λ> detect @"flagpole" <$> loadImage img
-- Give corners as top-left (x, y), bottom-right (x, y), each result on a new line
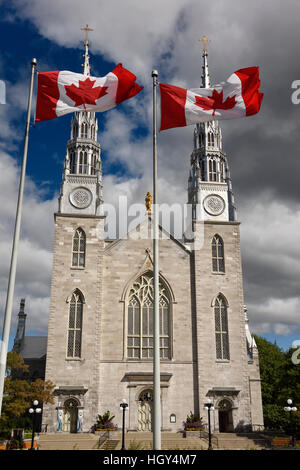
top-left (152, 69), bottom-right (161, 450)
top-left (0, 58), bottom-right (37, 417)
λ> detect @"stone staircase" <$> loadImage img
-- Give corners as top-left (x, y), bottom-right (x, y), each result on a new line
top-left (37, 431), bottom-right (269, 451)
top-left (38, 433), bottom-right (101, 450)
top-left (215, 433), bottom-right (269, 450)
top-left (109, 432), bottom-right (208, 450)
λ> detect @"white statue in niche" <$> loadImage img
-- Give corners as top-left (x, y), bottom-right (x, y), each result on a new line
top-left (57, 409), bottom-right (63, 432)
top-left (77, 410), bottom-right (84, 432)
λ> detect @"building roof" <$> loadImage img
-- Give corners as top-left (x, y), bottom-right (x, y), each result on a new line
top-left (18, 336), bottom-right (47, 359)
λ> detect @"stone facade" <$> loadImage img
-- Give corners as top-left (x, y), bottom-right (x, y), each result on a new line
top-left (43, 214), bottom-right (264, 433)
top-left (42, 41), bottom-right (264, 434)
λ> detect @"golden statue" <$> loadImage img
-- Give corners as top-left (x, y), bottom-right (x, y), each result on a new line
top-left (145, 192), bottom-right (153, 214)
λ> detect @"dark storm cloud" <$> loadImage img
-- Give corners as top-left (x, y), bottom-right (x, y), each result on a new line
top-left (3, 0), bottom-right (300, 340)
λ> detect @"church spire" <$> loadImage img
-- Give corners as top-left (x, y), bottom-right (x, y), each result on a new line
top-left (58, 25), bottom-right (103, 216)
top-left (13, 299), bottom-right (26, 353)
top-left (188, 37), bottom-right (237, 222)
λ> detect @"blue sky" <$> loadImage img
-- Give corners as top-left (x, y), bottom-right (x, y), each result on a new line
top-left (1, 0), bottom-right (300, 354)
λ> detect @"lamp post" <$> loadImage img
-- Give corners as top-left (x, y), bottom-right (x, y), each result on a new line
top-left (284, 399), bottom-right (297, 447)
top-left (120, 398), bottom-right (128, 451)
top-left (28, 400), bottom-right (42, 450)
top-left (204, 399), bottom-right (215, 450)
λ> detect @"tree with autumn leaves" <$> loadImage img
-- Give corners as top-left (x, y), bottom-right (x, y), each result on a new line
top-left (0, 351), bottom-right (55, 435)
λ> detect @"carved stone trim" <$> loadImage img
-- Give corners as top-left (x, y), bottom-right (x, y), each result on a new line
top-left (66, 175), bottom-right (97, 185)
top-left (122, 372), bottom-right (172, 383)
top-left (69, 187), bottom-right (93, 209)
top-left (203, 194), bottom-right (225, 216)
top-left (199, 183), bottom-right (227, 192)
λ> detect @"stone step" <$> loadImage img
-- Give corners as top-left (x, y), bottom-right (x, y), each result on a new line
top-left (37, 432), bottom-right (268, 451)
top-left (100, 439), bottom-right (120, 450)
top-left (213, 433), bottom-right (268, 450)
top-left (38, 435), bottom-right (99, 441)
top-left (38, 433), bottom-right (100, 450)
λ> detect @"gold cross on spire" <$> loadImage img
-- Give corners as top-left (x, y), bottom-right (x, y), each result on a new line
top-left (81, 24), bottom-right (93, 43)
top-left (199, 35), bottom-right (210, 52)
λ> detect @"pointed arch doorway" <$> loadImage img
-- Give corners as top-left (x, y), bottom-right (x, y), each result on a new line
top-left (218, 399), bottom-right (234, 432)
top-left (62, 398), bottom-right (78, 433)
top-left (138, 390), bottom-right (153, 431)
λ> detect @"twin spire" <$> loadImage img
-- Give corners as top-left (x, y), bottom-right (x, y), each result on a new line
top-left (61, 29), bottom-right (235, 220)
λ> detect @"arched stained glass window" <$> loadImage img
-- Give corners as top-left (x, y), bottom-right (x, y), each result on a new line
top-left (127, 272), bottom-right (170, 360)
top-left (212, 235), bottom-right (225, 273)
top-left (67, 289), bottom-right (84, 358)
top-left (214, 295), bottom-right (230, 360)
top-left (72, 228), bottom-right (86, 267)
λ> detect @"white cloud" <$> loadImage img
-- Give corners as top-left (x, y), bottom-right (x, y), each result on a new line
top-left (0, 150), bottom-right (56, 337)
top-left (240, 193), bottom-right (300, 336)
top-left (12, 0), bottom-right (189, 75)
top-left (248, 297), bottom-right (300, 337)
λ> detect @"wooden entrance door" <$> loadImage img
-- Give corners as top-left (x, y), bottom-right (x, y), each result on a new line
top-left (218, 399), bottom-right (233, 432)
top-left (62, 398), bottom-right (78, 433)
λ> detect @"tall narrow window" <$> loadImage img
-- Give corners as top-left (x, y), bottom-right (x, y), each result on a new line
top-left (78, 151), bottom-right (88, 174)
top-left (212, 235), bottom-right (225, 273)
top-left (214, 295), bottom-right (230, 360)
top-left (127, 272), bottom-right (170, 359)
top-left (70, 152), bottom-right (76, 174)
top-left (91, 153), bottom-right (97, 175)
top-left (67, 290), bottom-right (83, 358)
top-left (72, 228), bottom-right (86, 267)
top-left (220, 161), bottom-right (225, 182)
top-left (73, 123), bottom-right (78, 139)
top-left (81, 123), bottom-right (87, 138)
top-left (209, 159), bottom-right (217, 181)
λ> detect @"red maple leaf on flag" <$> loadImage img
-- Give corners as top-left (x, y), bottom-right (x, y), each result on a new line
top-left (65, 77), bottom-right (108, 109)
top-left (195, 89), bottom-right (236, 116)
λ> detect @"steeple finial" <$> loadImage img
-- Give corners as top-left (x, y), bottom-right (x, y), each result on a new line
top-left (199, 35), bottom-right (210, 88)
top-left (199, 35), bottom-right (210, 52)
top-left (81, 24), bottom-right (93, 75)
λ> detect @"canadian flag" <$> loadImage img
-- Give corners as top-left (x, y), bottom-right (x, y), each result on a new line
top-left (159, 67), bottom-right (263, 131)
top-left (35, 63), bottom-right (143, 123)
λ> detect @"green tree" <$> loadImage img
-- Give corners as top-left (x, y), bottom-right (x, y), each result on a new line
top-left (254, 335), bottom-right (285, 404)
top-left (255, 336), bottom-right (300, 433)
top-left (1, 351), bottom-right (55, 426)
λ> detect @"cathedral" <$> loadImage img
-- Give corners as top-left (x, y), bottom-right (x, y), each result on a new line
top-left (42, 37), bottom-right (264, 434)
